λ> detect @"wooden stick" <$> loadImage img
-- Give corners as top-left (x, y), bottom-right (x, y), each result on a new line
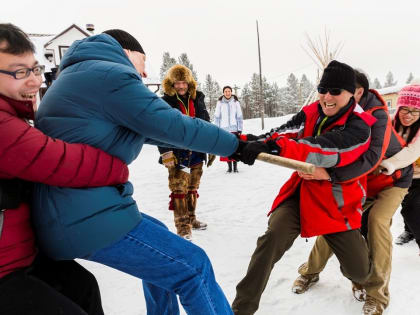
top-left (256, 152), bottom-right (315, 174)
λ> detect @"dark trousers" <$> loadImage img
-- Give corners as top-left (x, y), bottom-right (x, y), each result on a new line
top-left (232, 194), bottom-right (371, 315)
top-left (401, 178), bottom-right (420, 247)
top-left (0, 253), bottom-right (104, 315)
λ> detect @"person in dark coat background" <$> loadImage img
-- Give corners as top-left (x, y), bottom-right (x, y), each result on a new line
top-left (159, 64), bottom-right (215, 240)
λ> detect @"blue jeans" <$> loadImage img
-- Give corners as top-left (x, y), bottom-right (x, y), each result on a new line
top-left (87, 213), bottom-right (232, 315)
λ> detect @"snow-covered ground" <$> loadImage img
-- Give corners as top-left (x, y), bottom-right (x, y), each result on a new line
top-left (80, 116), bottom-right (419, 315)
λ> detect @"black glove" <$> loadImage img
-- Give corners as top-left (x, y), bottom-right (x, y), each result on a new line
top-left (265, 139), bottom-right (281, 155)
top-left (229, 140), bottom-right (248, 161)
top-left (241, 140), bottom-right (281, 166)
top-left (245, 134), bottom-right (260, 141)
top-left (240, 141), bottom-right (271, 165)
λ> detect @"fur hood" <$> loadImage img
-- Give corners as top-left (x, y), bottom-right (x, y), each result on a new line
top-left (162, 64), bottom-right (197, 99)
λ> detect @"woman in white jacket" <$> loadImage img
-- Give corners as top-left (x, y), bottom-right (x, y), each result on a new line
top-left (380, 79), bottom-right (420, 254)
top-left (214, 86), bottom-right (243, 173)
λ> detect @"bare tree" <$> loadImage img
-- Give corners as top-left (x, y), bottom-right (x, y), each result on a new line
top-left (301, 28), bottom-right (344, 106)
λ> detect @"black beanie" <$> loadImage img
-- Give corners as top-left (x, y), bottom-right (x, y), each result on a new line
top-left (103, 29), bottom-right (145, 55)
top-left (319, 60), bottom-right (355, 94)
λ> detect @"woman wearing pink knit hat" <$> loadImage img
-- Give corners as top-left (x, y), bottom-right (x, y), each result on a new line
top-left (380, 78), bottom-right (420, 254)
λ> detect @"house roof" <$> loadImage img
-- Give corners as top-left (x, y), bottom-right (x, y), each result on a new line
top-left (377, 85), bottom-right (404, 95)
top-left (44, 24), bottom-right (90, 48)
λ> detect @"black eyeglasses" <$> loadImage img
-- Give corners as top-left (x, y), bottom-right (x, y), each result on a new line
top-left (317, 86), bottom-right (343, 96)
top-left (399, 107), bottom-right (420, 117)
top-left (0, 65), bottom-right (45, 80)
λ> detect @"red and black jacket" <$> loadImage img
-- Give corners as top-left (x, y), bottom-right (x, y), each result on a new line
top-left (327, 90), bottom-right (413, 197)
top-left (245, 98), bottom-right (376, 237)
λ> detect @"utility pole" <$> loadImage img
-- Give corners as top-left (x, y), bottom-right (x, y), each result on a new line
top-left (256, 20), bottom-right (264, 130)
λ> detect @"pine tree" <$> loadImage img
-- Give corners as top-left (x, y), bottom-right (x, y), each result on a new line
top-left (300, 74), bottom-right (314, 109)
top-left (384, 71), bottom-right (397, 88)
top-left (277, 86), bottom-right (288, 116)
top-left (178, 53), bottom-right (198, 81)
top-left (282, 73), bottom-right (299, 114)
top-left (240, 84), bottom-right (251, 119)
top-left (203, 74), bottom-right (221, 119)
top-left (406, 72), bottom-right (414, 84)
top-left (372, 78), bottom-right (382, 89)
top-left (266, 82), bottom-right (280, 117)
top-left (159, 52), bottom-right (176, 82)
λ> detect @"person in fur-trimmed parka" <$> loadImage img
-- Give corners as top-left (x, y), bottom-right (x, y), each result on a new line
top-left (159, 64), bottom-right (215, 239)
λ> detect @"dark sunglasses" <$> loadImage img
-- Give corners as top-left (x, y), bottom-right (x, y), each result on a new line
top-left (0, 65), bottom-right (45, 80)
top-left (317, 86), bottom-right (343, 96)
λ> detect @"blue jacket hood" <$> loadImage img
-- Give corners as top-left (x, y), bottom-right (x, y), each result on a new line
top-left (60, 34), bottom-right (134, 71)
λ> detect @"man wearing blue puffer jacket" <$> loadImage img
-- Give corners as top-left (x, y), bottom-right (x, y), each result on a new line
top-left (33, 29), bottom-right (238, 315)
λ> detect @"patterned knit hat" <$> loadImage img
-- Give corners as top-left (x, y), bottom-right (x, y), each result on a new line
top-left (103, 29), bottom-right (145, 54)
top-left (397, 78), bottom-right (420, 109)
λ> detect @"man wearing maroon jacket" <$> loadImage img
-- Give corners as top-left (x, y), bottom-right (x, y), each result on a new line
top-left (0, 23), bottom-right (128, 315)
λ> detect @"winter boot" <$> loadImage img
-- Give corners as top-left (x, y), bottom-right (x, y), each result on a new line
top-left (395, 230), bottom-right (414, 245)
top-left (291, 273), bottom-right (320, 294)
top-left (352, 282), bottom-right (366, 302)
top-left (187, 163), bottom-right (207, 230)
top-left (363, 296), bottom-right (385, 315)
top-left (168, 168), bottom-right (192, 240)
top-left (171, 194), bottom-right (192, 240)
top-left (227, 161), bottom-right (233, 173)
top-left (187, 191), bottom-right (207, 230)
top-left (233, 161), bottom-right (238, 173)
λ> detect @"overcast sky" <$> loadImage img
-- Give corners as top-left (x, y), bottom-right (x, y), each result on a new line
top-left (3, 0), bottom-right (419, 89)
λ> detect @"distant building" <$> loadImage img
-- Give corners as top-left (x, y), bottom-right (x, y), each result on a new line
top-left (29, 24), bottom-right (91, 72)
top-left (29, 24), bottom-right (92, 99)
top-left (29, 24), bottom-right (160, 97)
top-left (376, 85), bottom-right (404, 111)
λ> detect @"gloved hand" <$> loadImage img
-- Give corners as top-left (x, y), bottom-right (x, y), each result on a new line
top-left (207, 154), bottom-right (216, 167)
top-left (240, 141), bottom-right (271, 165)
top-left (244, 134), bottom-right (259, 141)
top-left (160, 151), bottom-right (177, 168)
top-left (379, 159), bottom-right (395, 175)
top-left (228, 140), bottom-right (248, 162)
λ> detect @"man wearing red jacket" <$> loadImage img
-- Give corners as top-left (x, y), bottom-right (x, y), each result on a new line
top-left (231, 61), bottom-right (376, 315)
top-left (0, 23), bottom-right (128, 315)
top-left (292, 71), bottom-right (412, 315)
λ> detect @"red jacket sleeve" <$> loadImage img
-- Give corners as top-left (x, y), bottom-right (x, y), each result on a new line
top-left (273, 114), bottom-right (372, 168)
top-left (0, 112), bottom-right (128, 187)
